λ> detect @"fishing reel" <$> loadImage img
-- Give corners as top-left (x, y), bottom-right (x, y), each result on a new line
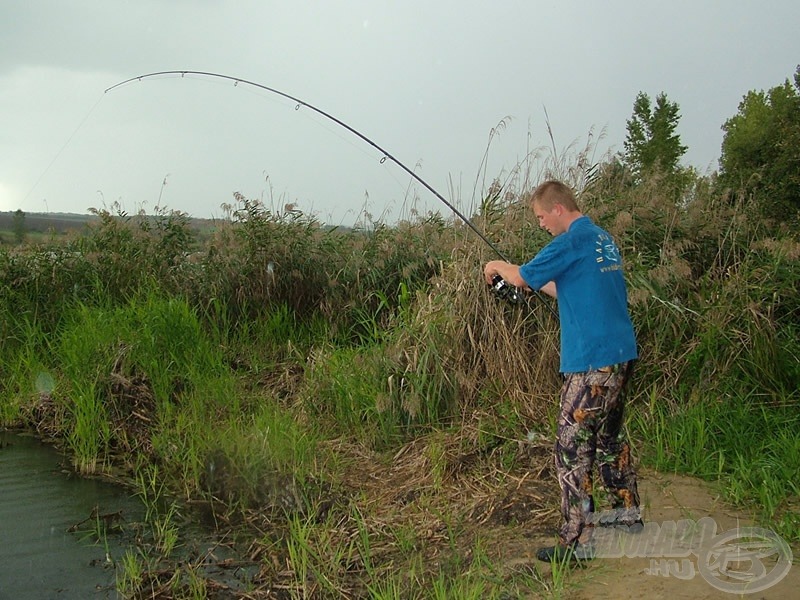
top-left (489, 274), bottom-right (523, 304)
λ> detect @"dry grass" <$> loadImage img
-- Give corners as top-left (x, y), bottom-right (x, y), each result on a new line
top-left (229, 425), bottom-right (562, 598)
top-left (3, 138), bottom-right (799, 596)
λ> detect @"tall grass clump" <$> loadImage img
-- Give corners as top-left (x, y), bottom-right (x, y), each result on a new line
top-left (634, 393), bottom-right (800, 542)
top-left (193, 398), bottom-right (322, 517)
top-left (0, 204), bottom-right (201, 428)
top-left (583, 171), bottom-right (799, 403)
top-left (55, 290), bottom-right (232, 474)
top-left (183, 194), bottom-right (448, 344)
top-left (76, 204), bottom-right (198, 301)
top-left (0, 302), bottom-right (55, 425)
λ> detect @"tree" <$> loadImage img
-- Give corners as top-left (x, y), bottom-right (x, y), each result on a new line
top-left (623, 91), bottom-right (688, 182)
top-left (12, 209), bottom-right (26, 244)
top-left (718, 66), bottom-right (800, 222)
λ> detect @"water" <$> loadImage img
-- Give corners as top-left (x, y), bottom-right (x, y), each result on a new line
top-left (0, 430), bottom-right (143, 599)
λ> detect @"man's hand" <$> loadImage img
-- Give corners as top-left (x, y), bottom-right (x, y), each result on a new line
top-left (483, 260), bottom-right (505, 285)
top-left (484, 260), bottom-right (527, 289)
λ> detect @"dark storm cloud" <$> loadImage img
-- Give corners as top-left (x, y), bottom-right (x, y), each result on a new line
top-left (1, 1), bottom-right (798, 220)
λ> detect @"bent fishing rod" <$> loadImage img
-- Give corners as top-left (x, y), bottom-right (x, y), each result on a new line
top-left (105, 70), bottom-right (557, 317)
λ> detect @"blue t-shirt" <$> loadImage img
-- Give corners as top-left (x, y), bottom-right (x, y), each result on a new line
top-left (519, 216), bottom-right (637, 373)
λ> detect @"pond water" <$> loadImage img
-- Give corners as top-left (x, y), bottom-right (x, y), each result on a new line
top-left (0, 430), bottom-right (143, 599)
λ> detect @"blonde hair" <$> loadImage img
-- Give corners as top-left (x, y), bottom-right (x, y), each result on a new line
top-left (530, 180), bottom-right (579, 212)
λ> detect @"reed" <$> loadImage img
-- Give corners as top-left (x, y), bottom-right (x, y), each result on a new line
top-left (1, 144), bottom-right (797, 597)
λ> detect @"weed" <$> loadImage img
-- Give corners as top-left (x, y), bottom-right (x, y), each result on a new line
top-left (2, 158), bottom-right (798, 597)
top-left (116, 549), bottom-right (145, 596)
top-left (632, 393), bottom-right (800, 542)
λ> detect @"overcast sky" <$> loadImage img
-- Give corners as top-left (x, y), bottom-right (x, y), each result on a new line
top-left (1, 1), bottom-right (798, 224)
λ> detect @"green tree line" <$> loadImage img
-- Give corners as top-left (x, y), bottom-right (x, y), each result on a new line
top-left (621, 64), bottom-right (800, 224)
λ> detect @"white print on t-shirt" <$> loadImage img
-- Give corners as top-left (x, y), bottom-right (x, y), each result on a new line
top-left (595, 233), bottom-right (621, 272)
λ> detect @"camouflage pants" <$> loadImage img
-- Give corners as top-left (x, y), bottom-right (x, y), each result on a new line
top-left (555, 361), bottom-right (640, 545)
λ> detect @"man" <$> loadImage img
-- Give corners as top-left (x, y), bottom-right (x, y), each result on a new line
top-left (484, 179), bottom-right (641, 563)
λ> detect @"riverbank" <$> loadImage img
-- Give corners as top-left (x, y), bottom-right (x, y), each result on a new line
top-left (2, 180), bottom-right (798, 597)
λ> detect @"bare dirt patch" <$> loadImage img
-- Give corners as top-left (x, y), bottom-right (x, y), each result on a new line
top-left (526, 470), bottom-right (799, 599)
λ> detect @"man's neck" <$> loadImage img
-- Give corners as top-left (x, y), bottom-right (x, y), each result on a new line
top-left (563, 211), bottom-right (583, 230)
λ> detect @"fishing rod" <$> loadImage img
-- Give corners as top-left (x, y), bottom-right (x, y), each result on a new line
top-left (105, 70), bottom-right (557, 316)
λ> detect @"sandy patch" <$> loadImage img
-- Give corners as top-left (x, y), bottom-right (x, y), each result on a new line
top-left (559, 470), bottom-right (797, 599)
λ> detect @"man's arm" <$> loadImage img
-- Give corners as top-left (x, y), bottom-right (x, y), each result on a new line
top-left (483, 260), bottom-right (528, 289)
top-left (484, 260), bottom-right (556, 297)
top-left (538, 281), bottom-right (557, 298)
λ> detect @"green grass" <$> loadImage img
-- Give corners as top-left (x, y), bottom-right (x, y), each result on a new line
top-left (53, 291), bottom-right (234, 473)
top-left (632, 390), bottom-right (800, 543)
top-left (0, 309), bottom-right (55, 424)
top-left (1, 173), bottom-right (798, 597)
top-left (300, 344), bottom-right (408, 448)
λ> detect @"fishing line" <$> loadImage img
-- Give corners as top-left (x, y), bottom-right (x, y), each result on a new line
top-left (105, 70), bottom-right (557, 317)
top-left (180, 72), bottom-right (417, 214)
top-left (22, 93), bottom-right (106, 204)
top-left (105, 71), bottom-right (508, 255)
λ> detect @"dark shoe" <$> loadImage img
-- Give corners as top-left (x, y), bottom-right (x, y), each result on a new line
top-left (597, 518), bottom-right (644, 534)
top-left (536, 542), bottom-right (595, 563)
